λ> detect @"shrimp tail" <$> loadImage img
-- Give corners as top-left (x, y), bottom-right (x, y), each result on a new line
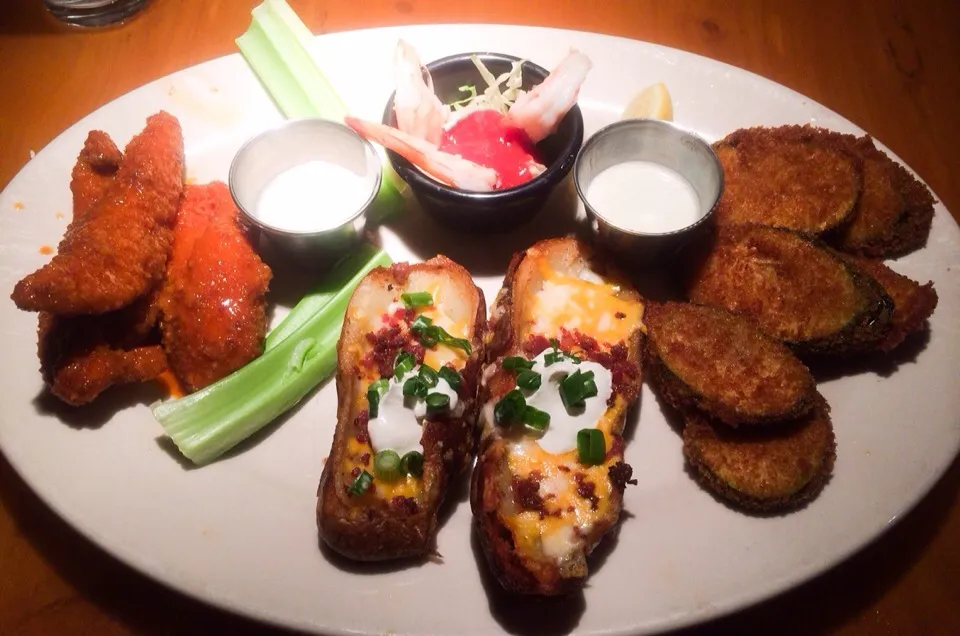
top-left (505, 49), bottom-right (592, 143)
top-left (345, 116), bottom-right (498, 192)
top-left (393, 40), bottom-right (449, 145)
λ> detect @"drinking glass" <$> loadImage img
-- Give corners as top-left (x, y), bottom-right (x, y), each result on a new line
top-left (43, 0), bottom-right (151, 27)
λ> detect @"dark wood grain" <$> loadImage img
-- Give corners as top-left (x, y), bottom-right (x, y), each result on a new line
top-left (1, 0), bottom-right (958, 634)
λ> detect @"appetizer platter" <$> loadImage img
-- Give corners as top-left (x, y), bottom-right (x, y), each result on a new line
top-left (1, 6), bottom-right (959, 635)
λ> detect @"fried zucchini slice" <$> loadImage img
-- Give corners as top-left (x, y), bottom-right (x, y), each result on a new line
top-left (683, 395), bottom-right (836, 512)
top-left (845, 256), bottom-right (938, 351)
top-left (828, 134), bottom-right (935, 257)
top-left (646, 301), bottom-right (816, 426)
top-left (317, 257), bottom-right (485, 561)
top-left (713, 125), bottom-right (862, 236)
top-left (472, 238), bottom-right (645, 595)
top-left (687, 224), bottom-right (893, 355)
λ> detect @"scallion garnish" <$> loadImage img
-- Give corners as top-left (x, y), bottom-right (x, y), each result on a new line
top-left (373, 450), bottom-right (401, 481)
top-left (545, 338), bottom-right (580, 366)
top-left (577, 429), bottom-right (606, 465)
top-left (425, 392), bottom-right (450, 412)
top-left (394, 350), bottom-right (416, 380)
top-left (502, 356), bottom-right (534, 371)
top-left (400, 451), bottom-right (424, 477)
top-left (516, 369), bottom-right (541, 391)
top-left (418, 364), bottom-right (439, 388)
top-left (410, 314), bottom-right (433, 333)
top-left (410, 315), bottom-right (472, 355)
top-left (401, 291), bottom-right (433, 308)
top-left (438, 366), bottom-right (462, 390)
top-left (402, 375), bottom-right (428, 399)
top-left (522, 405), bottom-right (550, 430)
top-left (366, 378), bottom-right (389, 418)
top-left (560, 369), bottom-right (598, 410)
top-left (347, 469), bottom-right (374, 496)
top-left (494, 389), bottom-right (526, 425)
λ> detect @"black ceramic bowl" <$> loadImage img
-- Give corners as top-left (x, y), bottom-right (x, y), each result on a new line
top-left (381, 52), bottom-right (585, 233)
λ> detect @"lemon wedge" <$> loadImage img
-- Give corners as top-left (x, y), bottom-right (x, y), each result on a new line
top-left (622, 82), bottom-right (673, 121)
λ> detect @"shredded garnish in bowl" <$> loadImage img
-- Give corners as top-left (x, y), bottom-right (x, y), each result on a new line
top-left (448, 55), bottom-right (527, 114)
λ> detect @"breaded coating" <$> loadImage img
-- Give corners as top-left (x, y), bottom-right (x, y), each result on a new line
top-left (160, 182), bottom-right (272, 393)
top-left (713, 125), bottom-right (862, 236)
top-left (69, 130), bottom-right (122, 221)
top-left (682, 395), bottom-right (836, 512)
top-left (646, 302), bottom-right (816, 426)
top-left (846, 257), bottom-right (938, 351)
top-left (827, 134), bottom-right (935, 257)
top-left (38, 310), bottom-right (167, 406)
top-left (12, 111), bottom-right (184, 315)
top-left (687, 224), bottom-right (893, 355)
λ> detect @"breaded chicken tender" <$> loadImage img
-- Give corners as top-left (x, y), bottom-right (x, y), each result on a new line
top-left (687, 224), bottom-right (893, 355)
top-left (70, 130), bottom-right (123, 220)
top-left (682, 395), bottom-right (836, 512)
top-left (713, 125), bottom-right (862, 236)
top-left (160, 182), bottom-right (272, 393)
top-left (645, 302), bottom-right (816, 426)
top-left (12, 111), bottom-right (184, 315)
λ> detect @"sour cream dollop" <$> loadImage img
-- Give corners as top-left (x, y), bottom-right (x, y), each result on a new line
top-left (366, 366), bottom-right (460, 456)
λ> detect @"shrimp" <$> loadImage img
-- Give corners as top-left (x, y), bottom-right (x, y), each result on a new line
top-left (345, 116), bottom-right (498, 192)
top-left (393, 40), bottom-right (449, 145)
top-left (504, 49), bottom-right (592, 143)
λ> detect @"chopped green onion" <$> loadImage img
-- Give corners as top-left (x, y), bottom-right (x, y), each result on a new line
top-left (438, 366), bottom-right (462, 390)
top-left (577, 429), bottom-right (606, 466)
top-left (502, 356), bottom-right (534, 371)
top-left (522, 405), bottom-right (550, 430)
top-left (403, 376), bottom-right (428, 399)
top-left (410, 314), bottom-right (433, 333)
top-left (348, 469), bottom-right (374, 496)
top-left (235, 0), bottom-right (403, 220)
top-left (516, 369), bottom-right (541, 391)
top-left (425, 392), bottom-right (450, 412)
top-left (560, 369), bottom-right (598, 410)
top-left (401, 291), bottom-right (433, 308)
top-left (418, 364), bottom-right (439, 388)
top-left (494, 389), bottom-right (526, 425)
top-left (153, 245), bottom-right (392, 466)
top-left (373, 450), bottom-right (402, 481)
top-left (393, 351), bottom-right (416, 380)
top-left (401, 451), bottom-right (424, 477)
top-left (410, 315), bottom-right (472, 355)
top-left (366, 378), bottom-right (389, 418)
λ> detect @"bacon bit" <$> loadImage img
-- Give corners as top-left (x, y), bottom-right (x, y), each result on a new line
top-left (390, 262), bottom-right (412, 283)
top-left (512, 472), bottom-right (544, 512)
top-left (391, 496), bottom-right (419, 515)
top-left (615, 311), bottom-right (626, 319)
top-left (359, 453), bottom-right (371, 466)
top-left (354, 410), bottom-right (370, 444)
top-left (522, 334), bottom-right (551, 357)
top-left (609, 461), bottom-right (637, 491)
top-left (574, 473), bottom-right (599, 510)
top-left (38, 245), bottom-right (53, 255)
top-left (557, 465), bottom-right (570, 473)
top-left (350, 467), bottom-right (361, 478)
top-left (566, 505), bottom-right (575, 513)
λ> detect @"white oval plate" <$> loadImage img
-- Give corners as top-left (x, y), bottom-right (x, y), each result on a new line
top-left (1, 24), bottom-right (958, 636)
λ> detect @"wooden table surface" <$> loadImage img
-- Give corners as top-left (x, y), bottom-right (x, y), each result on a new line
top-left (1, 0), bottom-right (958, 634)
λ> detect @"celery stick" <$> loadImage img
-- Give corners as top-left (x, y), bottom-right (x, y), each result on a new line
top-left (154, 246), bottom-right (392, 465)
top-left (236, 0), bottom-right (405, 218)
top-left (265, 243), bottom-right (389, 350)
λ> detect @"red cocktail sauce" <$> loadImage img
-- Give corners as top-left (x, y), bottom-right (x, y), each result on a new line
top-left (438, 109), bottom-right (542, 189)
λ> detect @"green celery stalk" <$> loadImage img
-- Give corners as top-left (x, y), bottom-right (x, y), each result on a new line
top-left (154, 246), bottom-right (392, 465)
top-left (236, 0), bottom-right (405, 219)
top-left (264, 242), bottom-right (385, 351)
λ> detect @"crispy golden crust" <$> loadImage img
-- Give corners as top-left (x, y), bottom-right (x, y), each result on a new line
top-left (713, 125), bottom-right (862, 236)
top-left (317, 256), bottom-right (485, 561)
top-left (844, 257), bottom-right (938, 351)
top-left (471, 237), bottom-right (644, 595)
top-left (687, 224), bottom-right (893, 355)
top-left (825, 134), bottom-right (935, 257)
top-left (682, 395), bottom-right (836, 512)
top-left (645, 302), bottom-right (816, 426)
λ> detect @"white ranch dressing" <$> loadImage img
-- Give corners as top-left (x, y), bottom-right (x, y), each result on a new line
top-left (521, 350), bottom-right (613, 454)
top-left (366, 366), bottom-right (460, 457)
top-left (586, 160), bottom-right (701, 234)
top-left (255, 160), bottom-right (370, 233)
